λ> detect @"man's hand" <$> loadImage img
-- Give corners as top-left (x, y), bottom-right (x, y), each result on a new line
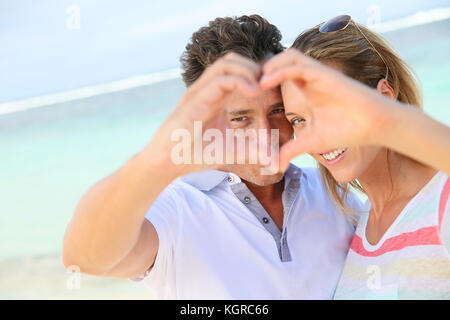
top-left (145, 52), bottom-right (262, 175)
top-left (63, 53), bottom-right (264, 278)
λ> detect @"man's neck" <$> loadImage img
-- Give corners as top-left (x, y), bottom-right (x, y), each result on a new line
top-left (243, 178), bottom-right (284, 201)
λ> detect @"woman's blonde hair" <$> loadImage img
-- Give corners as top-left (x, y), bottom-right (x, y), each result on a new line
top-left (291, 20), bottom-right (422, 223)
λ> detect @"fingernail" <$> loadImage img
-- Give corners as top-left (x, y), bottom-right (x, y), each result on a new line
top-left (248, 82), bottom-right (259, 91)
top-left (259, 74), bottom-right (269, 83)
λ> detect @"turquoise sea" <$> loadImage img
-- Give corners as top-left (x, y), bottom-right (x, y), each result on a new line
top-left (0, 18), bottom-right (449, 299)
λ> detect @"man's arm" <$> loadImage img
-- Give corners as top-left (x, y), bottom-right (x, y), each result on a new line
top-left (62, 53), bottom-right (262, 278)
top-left (98, 220), bottom-right (159, 279)
top-left (62, 148), bottom-right (179, 277)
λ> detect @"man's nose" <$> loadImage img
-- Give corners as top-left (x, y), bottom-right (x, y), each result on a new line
top-left (256, 116), bottom-right (293, 148)
top-left (254, 117), bottom-right (277, 148)
top-left (256, 117), bottom-right (272, 131)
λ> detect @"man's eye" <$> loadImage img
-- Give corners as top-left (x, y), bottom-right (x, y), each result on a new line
top-left (290, 118), bottom-right (305, 126)
top-left (271, 108), bottom-right (285, 115)
top-left (231, 116), bottom-right (248, 122)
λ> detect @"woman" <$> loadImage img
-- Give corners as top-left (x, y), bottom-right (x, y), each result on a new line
top-left (260, 15), bottom-right (450, 299)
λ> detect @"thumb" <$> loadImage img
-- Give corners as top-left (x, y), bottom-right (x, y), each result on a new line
top-left (279, 137), bottom-right (314, 172)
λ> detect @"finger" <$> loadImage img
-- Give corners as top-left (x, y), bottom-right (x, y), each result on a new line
top-left (278, 138), bottom-right (313, 172)
top-left (191, 53), bottom-right (261, 93)
top-left (201, 74), bottom-right (260, 107)
top-left (261, 49), bottom-right (324, 89)
top-left (223, 52), bottom-right (262, 79)
top-left (260, 65), bottom-right (313, 90)
top-left (262, 48), bottom-right (303, 74)
top-left (263, 48), bottom-right (322, 74)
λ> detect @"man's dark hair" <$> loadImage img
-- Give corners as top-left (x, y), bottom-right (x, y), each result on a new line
top-left (180, 15), bottom-right (284, 86)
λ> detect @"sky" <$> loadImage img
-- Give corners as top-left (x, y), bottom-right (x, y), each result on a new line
top-left (1, 0), bottom-right (449, 102)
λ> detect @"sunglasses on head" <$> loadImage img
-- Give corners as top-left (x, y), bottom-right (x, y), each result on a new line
top-left (317, 15), bottom-right (389, 81)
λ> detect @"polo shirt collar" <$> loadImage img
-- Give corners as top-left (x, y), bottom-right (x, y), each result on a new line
top-left (179, 170), bottom-right (236, 191)
top-left (180, 163), bottom-right (302, 191)
top-left (283, 163), bottom-right (303, 189)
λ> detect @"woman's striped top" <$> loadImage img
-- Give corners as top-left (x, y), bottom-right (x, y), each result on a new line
top-left (334, 171), bottom-right (450, 299)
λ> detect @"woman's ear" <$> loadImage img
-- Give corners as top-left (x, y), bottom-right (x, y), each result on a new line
top-left (376, 78), bottom-right (395, 99)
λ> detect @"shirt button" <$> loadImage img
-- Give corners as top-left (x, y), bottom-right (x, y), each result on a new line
top-left (262, 217), bottom-right (269, 224)
top-left (227, 176), bottom-right (234, 183)
top-left (243, 196), bottom-right (251, 204)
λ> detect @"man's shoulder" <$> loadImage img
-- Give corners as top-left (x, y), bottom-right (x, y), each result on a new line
top-left (158, 170), bottom-right (227, 199)
top-left (297, 166), bottom-right (320, 179)
top-left (293, 164), bottom-right (366, 218)
top-left (147, 171), bottom-right (229, 222)
top-left (292, 165), bottom-right (323, 189)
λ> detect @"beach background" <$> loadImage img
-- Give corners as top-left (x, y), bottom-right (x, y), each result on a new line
top-left (1, 0), bottom-right (449, 299)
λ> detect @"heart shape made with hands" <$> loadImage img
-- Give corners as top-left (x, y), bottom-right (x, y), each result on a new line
top-left (179, 49), bottom-right (390, 173)
top-left (257, 49), bottom-right (391, 172)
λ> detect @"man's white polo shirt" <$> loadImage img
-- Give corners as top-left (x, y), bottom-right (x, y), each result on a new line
top-left (132, 164), bottom-right (364, 299)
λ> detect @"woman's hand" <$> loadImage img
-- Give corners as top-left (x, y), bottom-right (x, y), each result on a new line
top-left (260, 49), bottom-right (402, 171)
top-left (260, 48), bottom-right (450, 175)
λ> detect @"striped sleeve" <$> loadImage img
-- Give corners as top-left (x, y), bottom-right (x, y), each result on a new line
top-left (439, 177), bottom-right (450, 255)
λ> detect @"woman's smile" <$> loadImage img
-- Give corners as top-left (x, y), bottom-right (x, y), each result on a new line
top-left (319, 147), bottom-right (348, 165)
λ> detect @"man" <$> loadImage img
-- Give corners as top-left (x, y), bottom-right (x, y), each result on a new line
top-left (63, 15), bottom-right (362, 299)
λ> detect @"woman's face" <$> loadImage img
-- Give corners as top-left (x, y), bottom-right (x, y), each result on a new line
top-left (281, 78), bottom-right (383, 184)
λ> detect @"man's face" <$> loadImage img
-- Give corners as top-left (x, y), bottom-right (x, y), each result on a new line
top-left (220, 87), bottom-right (293, 186)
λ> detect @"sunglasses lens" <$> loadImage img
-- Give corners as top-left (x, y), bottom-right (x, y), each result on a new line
top-left (319, 15), bottom-right (351, 33)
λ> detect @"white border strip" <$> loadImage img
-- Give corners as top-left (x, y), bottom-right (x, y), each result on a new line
top-left (1, 6), bottom-right (450, 116)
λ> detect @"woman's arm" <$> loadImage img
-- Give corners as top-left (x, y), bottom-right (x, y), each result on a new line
top-left (380, 100), bottom-right (450, 175)
top-left (260, 49), bottom-right (450, 174)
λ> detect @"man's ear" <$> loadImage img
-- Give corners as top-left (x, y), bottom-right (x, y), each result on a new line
top-left (376, 78), bottom-right (395, 99)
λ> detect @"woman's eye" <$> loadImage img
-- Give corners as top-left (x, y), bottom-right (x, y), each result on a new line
top-left (231, 116), bottom-right (248, 122)
top-left (290, 118), bottom-right (305, 126)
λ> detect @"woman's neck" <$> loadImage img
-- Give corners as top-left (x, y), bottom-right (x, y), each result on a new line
top-left (358, 149), bottom-right (438, 220)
